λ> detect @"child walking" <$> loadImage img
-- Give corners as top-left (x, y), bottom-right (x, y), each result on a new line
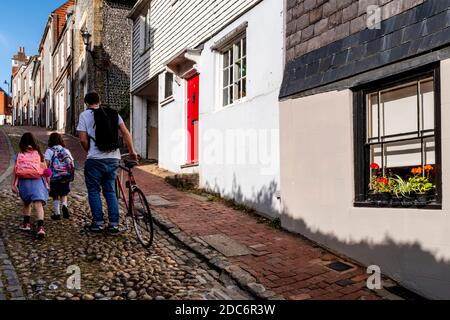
top-left (11, 132), bottom-right (50, 240)
top-left (45, 133), bottom-right (75, 220)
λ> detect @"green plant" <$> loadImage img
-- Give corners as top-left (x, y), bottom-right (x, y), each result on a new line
top-left (408, 165), bottom-right (435, 193)
top-left (390, 175), bottom-right (412, 197)
top-left (408, 175), bottom-right (434, 193)
top-left (270, 218), bottom-right (281, 230)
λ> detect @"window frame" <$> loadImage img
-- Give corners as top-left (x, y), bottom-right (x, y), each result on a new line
top-left (163, 71), bottom-right (174, 101)
top-left (144, 4), bottom-right (152, 50)
top-left (221, 34), bottom-right (247, 107)
top-left (353, 64), bottom-right (442, 209)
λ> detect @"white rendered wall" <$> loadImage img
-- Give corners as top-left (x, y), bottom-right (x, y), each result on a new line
top-left (157, 72), bottom-right (190, 174)
top-left (197, 0), bottom-right (283, 217)
top-left (151, 0), bottom-right (283, 217)
top-left (279, 59), bottom-right (450, 299)
top-left (132, 95), bottom-right (147, 157)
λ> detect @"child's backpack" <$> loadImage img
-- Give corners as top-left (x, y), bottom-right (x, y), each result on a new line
top-left (15, 151), bottom-right (44, 179)
top-left (50, 146), bottom-right (75, 182)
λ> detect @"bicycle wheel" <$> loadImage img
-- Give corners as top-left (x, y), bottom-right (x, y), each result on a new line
top-left (131, 187), bottom-right (154, 249)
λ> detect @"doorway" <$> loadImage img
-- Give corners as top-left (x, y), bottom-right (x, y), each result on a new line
top-left (186, 74), bottom-right (199, 164)
top-left (147, 100), bottom-right (159, 161)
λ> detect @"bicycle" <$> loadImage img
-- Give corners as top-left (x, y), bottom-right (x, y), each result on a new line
top-left (115, 154), bottom-right (154, 249)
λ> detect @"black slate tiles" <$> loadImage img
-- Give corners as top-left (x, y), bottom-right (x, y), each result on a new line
top-left (280, 0), bottom-right (450, 99)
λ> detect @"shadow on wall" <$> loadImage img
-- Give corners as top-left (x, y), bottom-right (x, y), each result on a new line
top-left (281, 208), bottom-right (450, 300)
top-left (203, 173), bottom-right (280, 219)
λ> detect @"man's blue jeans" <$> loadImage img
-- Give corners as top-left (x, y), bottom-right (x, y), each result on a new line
top-left (84, 159), bottom-right (120, 227)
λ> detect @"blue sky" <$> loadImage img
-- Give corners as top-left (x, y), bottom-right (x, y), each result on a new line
top-left (0, 0), bottom-right (65, 93)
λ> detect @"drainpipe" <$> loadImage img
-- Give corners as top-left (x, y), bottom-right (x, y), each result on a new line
top-left (129, 18), bottom-right (134, 137)
top-left (70, 21), bottom-right (75, 135)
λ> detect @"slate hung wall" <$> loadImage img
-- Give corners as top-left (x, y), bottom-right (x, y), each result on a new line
top-left (281, 0), bottom-right (450, 98)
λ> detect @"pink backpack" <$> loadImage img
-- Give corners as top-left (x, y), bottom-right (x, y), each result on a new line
top-left (15, 151), bottom-right (44, 179)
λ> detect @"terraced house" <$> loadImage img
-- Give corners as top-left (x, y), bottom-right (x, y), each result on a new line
top-left (279, 0), bottom-right (450, 299)
top-left (11, 50), bottom-right (38, 126)
top-left (52, 0), bottom-right (75, 132)
top-left (11, 47), bottom-right (28, 126)
top-left (129, 0), bottom-right (284, 217)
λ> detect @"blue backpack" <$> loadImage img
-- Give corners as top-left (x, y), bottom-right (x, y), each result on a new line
top-left (50, 146), bottom-right (75, 182)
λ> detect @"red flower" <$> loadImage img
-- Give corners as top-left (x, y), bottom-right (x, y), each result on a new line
top-left (376, 177), bottom-right (389, 185)
top-left (370, 163), bottom-right (380, 170)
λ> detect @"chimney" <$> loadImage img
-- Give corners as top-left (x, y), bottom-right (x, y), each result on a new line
top-left (12, 47), bottom-right (28, 76)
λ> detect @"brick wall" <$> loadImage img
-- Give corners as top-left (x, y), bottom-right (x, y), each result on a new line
top-left (286, 0), bottom-right (424, 61)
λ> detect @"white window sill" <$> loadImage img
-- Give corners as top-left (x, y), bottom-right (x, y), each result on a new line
top-left (218, 96), bottom-right (247, 112)
top-left (160, 96), bottom-right (175, 107)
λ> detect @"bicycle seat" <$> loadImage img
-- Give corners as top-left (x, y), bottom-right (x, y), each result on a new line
top-left (124, 160), bottom-right (139, 169)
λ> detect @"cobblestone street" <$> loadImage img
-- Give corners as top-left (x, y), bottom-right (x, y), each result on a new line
top-left (0, 126), bottom-right (252, 301)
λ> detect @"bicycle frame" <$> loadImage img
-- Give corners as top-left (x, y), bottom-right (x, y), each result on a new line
top-left (115, 156), bottom-right (155, 248)
top-left (116, 165), bottom-right (136, 215)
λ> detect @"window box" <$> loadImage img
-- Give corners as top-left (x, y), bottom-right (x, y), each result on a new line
top-left (353, 64), bottom-right (442, 209)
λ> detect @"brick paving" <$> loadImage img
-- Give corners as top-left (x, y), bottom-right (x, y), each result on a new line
top-left (12, 126), bottom-right (385, 300)
top-left (132, 174), bottom-right (382, 300)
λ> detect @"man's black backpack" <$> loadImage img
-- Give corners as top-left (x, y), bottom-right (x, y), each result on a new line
top-left (90, 106), bottom-right (121, 152)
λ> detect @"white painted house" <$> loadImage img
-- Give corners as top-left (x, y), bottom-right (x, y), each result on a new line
top-left (129, 0), bottom-right (284, 217)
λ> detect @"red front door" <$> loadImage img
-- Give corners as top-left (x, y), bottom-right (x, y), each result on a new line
top-left (187, 74), bottom-right (199, 164)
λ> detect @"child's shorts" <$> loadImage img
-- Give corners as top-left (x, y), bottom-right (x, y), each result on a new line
top-left (18, 178), bottom-right (49, 205)
top-left (49, 180), bottom-right (71, 198)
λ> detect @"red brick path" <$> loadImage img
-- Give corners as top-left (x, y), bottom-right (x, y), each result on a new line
top-left (14, 126), bottom-right (381, 300)
top-left (133, 173), bottom-right (381, 300)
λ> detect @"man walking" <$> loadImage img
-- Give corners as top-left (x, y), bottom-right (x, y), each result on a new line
top-left (77, 92), bottom-right (138, 234)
